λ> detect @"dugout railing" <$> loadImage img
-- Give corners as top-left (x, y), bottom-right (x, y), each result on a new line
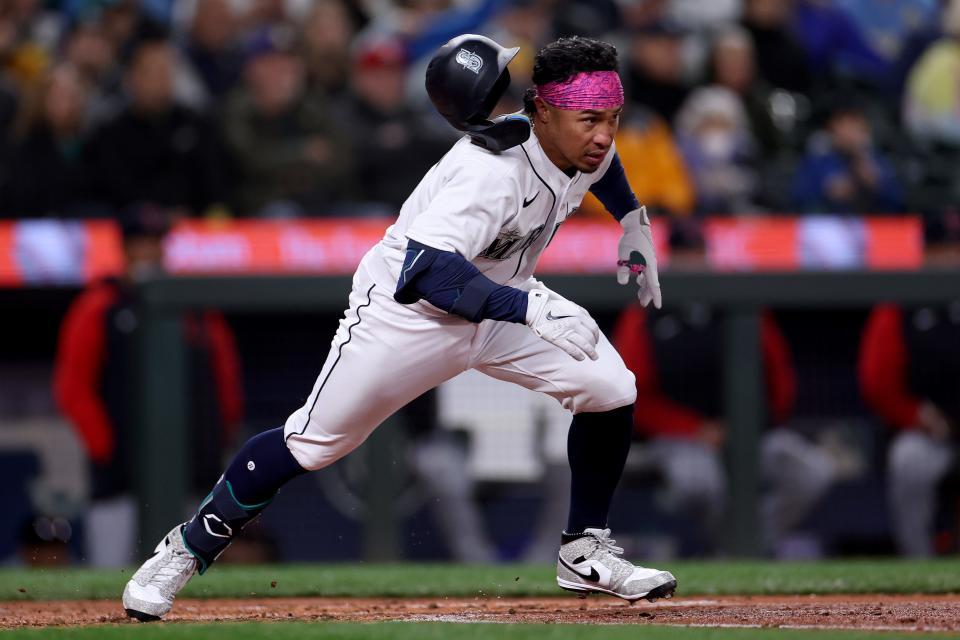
top-left (135, 269), bottom-right (960, 558)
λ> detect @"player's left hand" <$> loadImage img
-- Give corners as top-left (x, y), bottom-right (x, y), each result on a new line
top-left (617, 206), bottom-right (662, 308)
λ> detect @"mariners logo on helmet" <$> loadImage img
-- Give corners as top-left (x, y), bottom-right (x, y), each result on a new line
top-left (455, 48), bottom-right (483, 74)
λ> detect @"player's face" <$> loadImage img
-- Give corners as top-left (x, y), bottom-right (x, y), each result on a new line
top-left (538, 101), bottom-right (621, 173)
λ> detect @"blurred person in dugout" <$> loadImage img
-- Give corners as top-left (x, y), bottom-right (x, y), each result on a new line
top-left (401, 391), bottom-right (496, 563)
top-left (53, 208), bottom-right (244, 567)
top-left (614, 303), bottom-right (839, 555)
top-left (860, 303), bottom-right (960, 557)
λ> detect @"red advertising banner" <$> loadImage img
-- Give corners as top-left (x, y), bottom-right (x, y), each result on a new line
top-left (165, 218), bottom-right (670, 275)
top-left (704, 216), bottom-right (923, 271)
top-left (0, 215), bottom-right (924, 287)
top-left (0, 219), bottom-right (123, 286)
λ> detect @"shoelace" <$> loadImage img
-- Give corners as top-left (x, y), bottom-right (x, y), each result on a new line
top-left (589, 529), bottom-right (637, 573)
top-left (591, 528), bottom-right (625, 556)
top-left (148, 549), bottom-right (195, 587)
top-left (591, 529), bottom-right (662, 575)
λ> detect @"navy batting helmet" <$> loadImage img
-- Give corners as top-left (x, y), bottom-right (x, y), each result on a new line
top-left (425, 34), bottom-right (530, 153)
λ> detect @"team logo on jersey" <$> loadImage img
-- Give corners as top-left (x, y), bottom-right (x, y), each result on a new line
top-left (479, 220), bottom-right (565, 262)
top-left (456, 49), bottom-right (484, 74)
top-left (480, 227), bottom-right (536, 261)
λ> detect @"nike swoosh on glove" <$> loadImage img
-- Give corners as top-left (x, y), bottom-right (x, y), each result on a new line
top-left (525, 288), bottom-right (600, 361)
top-left (617, 206), bottom-right (662, 309)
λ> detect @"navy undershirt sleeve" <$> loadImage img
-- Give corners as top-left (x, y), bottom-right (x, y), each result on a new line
top-left (395, 240), bottom-right (527, 323)
top-left (589, 153), bottom-right (640, 221)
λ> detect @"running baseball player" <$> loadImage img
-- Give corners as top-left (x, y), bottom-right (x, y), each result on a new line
top-left (123, 34), bottom-right (676, 620)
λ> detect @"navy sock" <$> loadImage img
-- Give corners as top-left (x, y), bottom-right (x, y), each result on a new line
top-left (221, 426), bottom-right (307, 504)
top-left (183, 427), bottom-right (307, 571)
top-left (565, 405), bottom-right (634, 534)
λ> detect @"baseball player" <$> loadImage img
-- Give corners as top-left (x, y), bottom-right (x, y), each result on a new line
top-left (123, 34), bottom-right (676, 620)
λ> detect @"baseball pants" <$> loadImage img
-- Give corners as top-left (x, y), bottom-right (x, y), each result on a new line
top-left (283, 263), bottom-right (636, 471)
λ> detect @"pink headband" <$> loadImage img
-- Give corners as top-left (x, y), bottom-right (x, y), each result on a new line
top-left (536, 71), bottom-right (624, 111)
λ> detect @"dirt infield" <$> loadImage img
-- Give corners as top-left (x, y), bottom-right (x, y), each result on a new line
top-left (3, 594), bottom-right (960, 632)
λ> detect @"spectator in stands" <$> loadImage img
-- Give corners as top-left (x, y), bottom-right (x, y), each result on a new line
top-left (298, 0), bottom-right (358, 98)
top-left (625, 21), bottom-right (690, 123)
top-left (615, 303), bottom-right (839, 555)
top-left (667, 0), bottom-right (742, 33)
top-left (0, 75), bottom-right (17, 164)
top-left (903, 0), bottom-right (960, 146)
top-left (740, 0), bottom-right (812, 93)
top-left (238, 0), bottom-right (310, 33)
top-left (894, 0), bottom-right (954, 95)
top-left (97, 5), bottom-right (210, 110)
top-left (676, 86), bottom-right (760, 215)
top-left (340, 36), bottom-right (450, 214)
top-left (0, 0), bottom-right (51, 95)
top-left (551, 0), bottom-right (620, 38)
top-left (791, 99), bottom-right (903, 213)
top-left (709, 25), bottom-right (789, 158)
top-left (53, 208), bottom-right (243, 567)
top-left (860, 303), bottom-right (960, 557)
top-left (1, 64), bottom-right (93, 217)
top-left (485, 0), bottom-right (555, 89)
top-left (180, 0), bottom-right (244, 100)
top-left (577, 106), bottom-right (694, 219)
top-left (378, 0), bottom-right (501, 63)
top-left (86, 36), bottom-right (227, 217)
top-left (61, 22), bottom-right (120, 124)
top-left (790, 0), bottom-right (890, 91)
top-left (221, 26), bottom-right (355, 216)
top-left (833, 0), bottom-right (939, 88)
top-left (616, 0), bottom-right (669, 32)
top-left (97, 0), bottom-right (159, 64)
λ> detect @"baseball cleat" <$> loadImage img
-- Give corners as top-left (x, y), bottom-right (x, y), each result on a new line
top-left (556, 527), bottom-right (677, 602)
top-left (123, 524), bottom-right (197, 621)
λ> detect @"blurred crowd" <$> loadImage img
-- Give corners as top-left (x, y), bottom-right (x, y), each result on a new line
top-left (0, 0), bottom-right (959, 246)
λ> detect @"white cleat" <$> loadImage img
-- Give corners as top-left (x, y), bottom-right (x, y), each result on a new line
top-left (556, 528), bottom-right (677, 602)
top-left (123, 524), bottom-right (197, 621)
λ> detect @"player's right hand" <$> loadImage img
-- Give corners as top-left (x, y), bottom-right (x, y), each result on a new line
top-left (525, 289), bottom-right (600, 361)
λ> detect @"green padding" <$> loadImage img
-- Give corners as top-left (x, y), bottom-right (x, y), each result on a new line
top-left (225, 480), bottom-right (272, 511)
top-left (180, 529), bottom-right (209, 575)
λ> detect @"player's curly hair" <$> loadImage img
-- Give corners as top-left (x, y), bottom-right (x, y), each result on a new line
top-left (522, 36), bottom-right (619, 115)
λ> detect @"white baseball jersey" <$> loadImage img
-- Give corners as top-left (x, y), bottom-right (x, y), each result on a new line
top-left (364, 132), bottom-right (617, 298)
top-left (284, 131), bottom-right (634, 472)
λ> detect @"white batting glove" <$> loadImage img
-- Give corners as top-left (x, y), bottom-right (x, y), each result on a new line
top-left (525, 288), bottom-right (600, 361)
top-left (617, 206), bottom-right (662, 308)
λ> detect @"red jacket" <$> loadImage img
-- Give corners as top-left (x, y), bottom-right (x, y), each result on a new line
top-left (859, 304), bottom-right (920, 430)
top-left (53, 280), bottom-right (243, 464)
top-left (614, 305), bottom-right (796, 438)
